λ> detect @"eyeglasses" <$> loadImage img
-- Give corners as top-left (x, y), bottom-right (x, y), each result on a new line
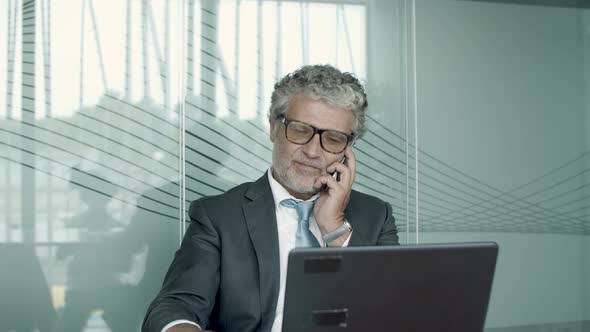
top-left (279, 115), bottom-right (354, 154)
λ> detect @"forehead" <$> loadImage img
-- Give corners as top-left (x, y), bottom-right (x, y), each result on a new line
top-left (286, 94), bottom-right (354, 133)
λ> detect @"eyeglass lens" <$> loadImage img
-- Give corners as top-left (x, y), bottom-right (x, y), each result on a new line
top-left (286, 121), bottom-right (349, 153)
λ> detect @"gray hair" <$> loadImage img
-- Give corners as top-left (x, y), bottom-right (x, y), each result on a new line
top-left (268, 64), bottom-right (368, 138)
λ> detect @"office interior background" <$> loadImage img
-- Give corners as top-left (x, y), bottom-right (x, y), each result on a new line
top-left (0, 0), bottom-right (589, 331)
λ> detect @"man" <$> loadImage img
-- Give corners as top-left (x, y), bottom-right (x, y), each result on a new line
top-left (142, 64), bottom-right (399, 332)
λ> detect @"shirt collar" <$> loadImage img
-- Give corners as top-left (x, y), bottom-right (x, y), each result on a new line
top-left (267, 168), bottom-right (318, 210)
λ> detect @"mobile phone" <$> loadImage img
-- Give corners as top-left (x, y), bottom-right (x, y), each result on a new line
top-left (332, 156), bottom-right (346, 182)
top-left (330, 138), bottom-right (357, 184)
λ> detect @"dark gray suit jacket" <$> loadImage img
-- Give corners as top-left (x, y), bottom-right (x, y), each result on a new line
top-left (142, 173), bottom-right (398, 332)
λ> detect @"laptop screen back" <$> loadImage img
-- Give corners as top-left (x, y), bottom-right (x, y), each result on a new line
top-left (282, 242), bottom-right (498, 332)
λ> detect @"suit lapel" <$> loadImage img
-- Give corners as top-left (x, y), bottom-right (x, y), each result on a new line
top-left (243, 173), bottom-right (280, 332)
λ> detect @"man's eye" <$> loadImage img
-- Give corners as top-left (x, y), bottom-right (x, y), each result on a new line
top-left (324, 132), bottom-right (347, 144)
top-left (290, 125), bottom-right (310, 134)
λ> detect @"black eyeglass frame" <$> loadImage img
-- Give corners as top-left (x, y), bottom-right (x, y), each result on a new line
top-left (279, 115), bottom-right (355, 154)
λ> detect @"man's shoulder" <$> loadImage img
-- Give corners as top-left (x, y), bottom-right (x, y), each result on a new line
top-left (349, 189), bottom-right (387, 207)
top-left (191, 180), bottom-right (255, 210)
top-left (187, 176), bottom-right (271, 229)
top-left (348, 189), bottom-right (395, 222)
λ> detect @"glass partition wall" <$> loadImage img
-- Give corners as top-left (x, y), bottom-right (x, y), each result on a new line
top-left (1, 0), bottom-right (184, 330)
top-left (0, 0), bottom-right (587, 331)
top-left (413, 0), bottom-right (590, 330)
top-left (0, 0), bottom-right (411, 330)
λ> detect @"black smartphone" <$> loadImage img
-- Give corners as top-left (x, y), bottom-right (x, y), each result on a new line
top-left (329, 138), bottom-right (356, 186)
top-left (332, 156), bottom-right (346, 182)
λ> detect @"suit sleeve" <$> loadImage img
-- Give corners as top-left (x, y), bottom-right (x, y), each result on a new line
top-left (142, 199), bottom-right (220, 332)
top-left (377, 201), bottom-right (399, 245)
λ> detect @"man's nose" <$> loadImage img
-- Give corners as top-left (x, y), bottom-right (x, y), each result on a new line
top-left (301, 133), bottom-right (322, 158)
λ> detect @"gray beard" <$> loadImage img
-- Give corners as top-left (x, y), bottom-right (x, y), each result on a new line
top-left (272, 167), bottom-right (318, 196)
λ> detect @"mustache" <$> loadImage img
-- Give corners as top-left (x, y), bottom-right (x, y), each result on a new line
top-left (293, 159), bottom-right (325, 170)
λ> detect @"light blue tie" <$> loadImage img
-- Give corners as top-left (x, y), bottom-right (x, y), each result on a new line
top-left (280, 199), bottom-right (320, 248)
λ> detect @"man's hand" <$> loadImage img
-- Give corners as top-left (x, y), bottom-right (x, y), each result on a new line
top-left (313, 146), bottom-right (355, 246)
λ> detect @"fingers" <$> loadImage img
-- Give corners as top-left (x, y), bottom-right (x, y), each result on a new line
top-left (344, 146), bottom-right (356, 182)
top-left (315, 146), bottom-right (357, 194)
top-left (325, 146), bottom-right (356, 187)
top-left (327, 162), bottom-right (351, 186)
top-left (313, 147), bottom-right (356, 230)
top-left (314, 173), bottom-right (340, 191)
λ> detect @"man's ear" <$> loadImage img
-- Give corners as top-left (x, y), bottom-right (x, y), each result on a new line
top-left (269, 119), bottom-right (277, 143)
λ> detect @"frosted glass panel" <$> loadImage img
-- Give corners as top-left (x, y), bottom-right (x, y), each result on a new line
top-left (414, 1), bottom-right (590, 330)
top-left (0, 0), bottom-right (182, 330)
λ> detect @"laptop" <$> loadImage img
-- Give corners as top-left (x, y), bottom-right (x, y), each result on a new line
top-left (282, 242), bottom-right (498, 332)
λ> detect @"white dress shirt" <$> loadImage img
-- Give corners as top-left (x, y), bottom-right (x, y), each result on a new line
top-left (267, 170), bottom-right (352, 331)
top-left (164, 170), bottom-right (351, 332)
